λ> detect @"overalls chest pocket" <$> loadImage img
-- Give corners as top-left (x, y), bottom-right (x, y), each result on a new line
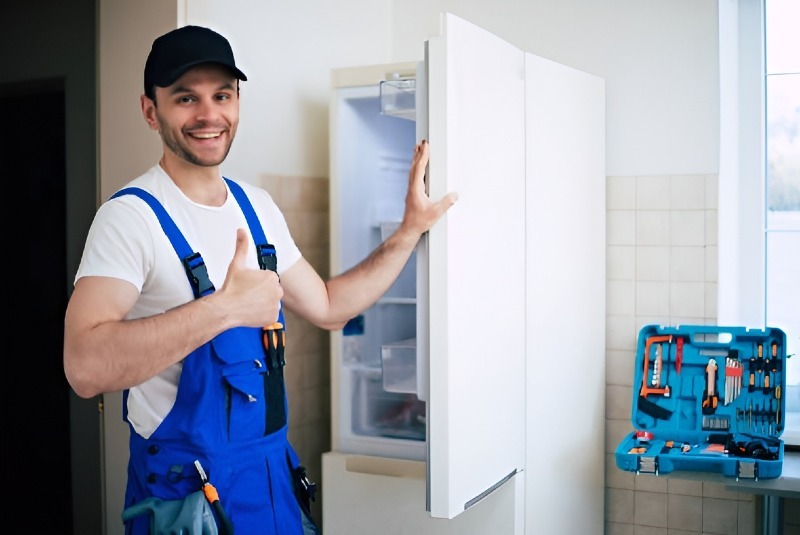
top-left (213, 326), bottom-right (287, 441)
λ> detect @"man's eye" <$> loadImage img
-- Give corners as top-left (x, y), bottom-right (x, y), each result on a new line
top-left (178, 96), bottom-right (195, 104)
top-left (216, 94), bottom-right (231, 102)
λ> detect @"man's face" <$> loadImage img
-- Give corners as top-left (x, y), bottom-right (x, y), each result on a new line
top-left (144, 64), bottom-right (240, 167)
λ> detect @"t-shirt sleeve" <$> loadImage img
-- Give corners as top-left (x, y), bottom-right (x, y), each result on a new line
top-left (74, 198), bottom-right (154, 291)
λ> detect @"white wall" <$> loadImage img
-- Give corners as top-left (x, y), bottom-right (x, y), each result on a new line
top-left (183, 0), bottom-right (719, 184)
top-left (99, 0), bottom-right (720, 210)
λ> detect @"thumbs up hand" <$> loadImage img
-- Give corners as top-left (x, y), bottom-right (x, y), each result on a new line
top-left (216, 228), bottom-right (283, 328)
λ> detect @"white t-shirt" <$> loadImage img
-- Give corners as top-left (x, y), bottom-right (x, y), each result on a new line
top-left (75, 165), bottom-right (301, 438)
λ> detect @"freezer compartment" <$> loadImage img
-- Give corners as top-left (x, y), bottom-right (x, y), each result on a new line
top-left (382, 338), bottom-right (417, 393)
top-left (351, 367), bottom-right (425, 441)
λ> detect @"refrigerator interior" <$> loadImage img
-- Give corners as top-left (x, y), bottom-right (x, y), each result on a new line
top-left (332, 78), bottom-right (427, 461)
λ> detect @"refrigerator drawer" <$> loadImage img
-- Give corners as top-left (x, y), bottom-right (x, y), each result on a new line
top-left (382, 338), bottom-right (417, 394)
top-left (352, 367), bottom-right (425, 441)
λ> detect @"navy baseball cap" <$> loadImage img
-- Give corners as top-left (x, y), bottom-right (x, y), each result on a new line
top-left (144, 25), bottom-right (247, 99)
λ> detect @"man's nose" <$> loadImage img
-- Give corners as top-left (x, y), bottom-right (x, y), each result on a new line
top-left (195, 97), bottom-right (220, 120)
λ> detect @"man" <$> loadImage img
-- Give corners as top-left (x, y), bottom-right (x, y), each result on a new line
top-left (63, 25), bottom-right (457, 534)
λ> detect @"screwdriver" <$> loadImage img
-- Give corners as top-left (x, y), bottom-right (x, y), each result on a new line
top-left (263, 322), bottom-right (284, 369)
top-left (757, 343), bottom-right (764, 378)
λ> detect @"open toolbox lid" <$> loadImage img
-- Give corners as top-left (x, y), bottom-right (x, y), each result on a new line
top-left (616, 324), bottom-right (788, 480)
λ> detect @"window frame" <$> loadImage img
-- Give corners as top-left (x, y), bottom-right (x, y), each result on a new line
top-left (718, 0), bottom-right (798, 447)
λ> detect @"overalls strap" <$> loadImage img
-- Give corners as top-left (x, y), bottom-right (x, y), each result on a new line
top-left (224, 178), bottom-right (278, 272)
top-left (223, 178), bottom-right (285, 325)
top-left (111, 181), bottom-right (283, 324)
top-left (110, 187), bottom-right (215, 299)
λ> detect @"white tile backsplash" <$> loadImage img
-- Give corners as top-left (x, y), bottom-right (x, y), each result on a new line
top-left (670, 246), bottom-right (705, 281)
top-left (608, 280), bottom-right (636, 315)
top-left (609, 210), bottom-right (637, 245)
top-left (608, 176), bottom-right (637, 210)
top-left (633, 490), bottom-right (669, 527)
top-left (636, 175), bottom-right (671, 210)
top-left (606, 349), bottom-right (636, 387)
top-left (607, 315), bottom-right (638, 351)
top-left (703, 497), bottom-right (739, 534)
top-left (635, 281), bottom-right (670, 316)
top-left (670, 210), bottom-right (706, 246)
top-left (705, 174), bottom-right (719, 210)
top-left (670, 175), bottom-right (706, 210)
top-left (608, 245), bottom-right (636, 280)
top-left (636, 211), bottom-right (670, 245)
top-left (603, 172), bottom-right (767, 534)
top-left (667, 494), bottom-right (704, 531)
top-left (705, 245), bottom-right (718, 281)
top-left (705, 208), bottom-right (718, 244)
top-left (636, 246), bottom-right (670, 280)
top-left (669, 281), bottom-right (706, 317)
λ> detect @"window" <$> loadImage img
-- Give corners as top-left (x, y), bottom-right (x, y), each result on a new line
top-left (718, 0), bottom-right (799, 446)
top-left (764, 0), bottom-right (799, 446)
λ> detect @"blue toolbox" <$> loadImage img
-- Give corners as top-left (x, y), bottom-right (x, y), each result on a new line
top-left (615, 324), bottom-right (787, 480)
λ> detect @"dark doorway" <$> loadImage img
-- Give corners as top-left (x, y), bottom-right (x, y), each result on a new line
top-left (2, 81), bottom-right (72, 532)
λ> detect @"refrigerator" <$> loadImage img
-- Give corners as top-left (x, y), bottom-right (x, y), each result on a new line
top-left (324, 12), bottom-right (606, 535)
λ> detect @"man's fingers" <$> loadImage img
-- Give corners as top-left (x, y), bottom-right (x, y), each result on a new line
top-left (441, 191), bottom-right (459, 208)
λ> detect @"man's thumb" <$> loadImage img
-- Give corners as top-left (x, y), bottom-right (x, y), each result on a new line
top-left (230, 228), bottom-right (249, 268)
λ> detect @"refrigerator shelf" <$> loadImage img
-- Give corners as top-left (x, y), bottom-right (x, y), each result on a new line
top-left (379, 78), bottom-right (416, 121)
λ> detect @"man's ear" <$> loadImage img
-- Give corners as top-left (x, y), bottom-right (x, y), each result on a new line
top-left (140, 94), bottom-right (159, 132)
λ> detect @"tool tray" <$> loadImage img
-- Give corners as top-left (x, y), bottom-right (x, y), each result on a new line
top-left (615, 324), bottom-right (787, 480)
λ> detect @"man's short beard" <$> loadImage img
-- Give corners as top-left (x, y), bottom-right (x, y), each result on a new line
top-left (157, 115), bottom-right (232, 166)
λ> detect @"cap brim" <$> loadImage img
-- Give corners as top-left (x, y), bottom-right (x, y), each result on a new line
top-left (155, 60), bottom-right (247, 88)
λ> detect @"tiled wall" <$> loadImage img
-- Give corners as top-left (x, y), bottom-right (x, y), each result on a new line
top-left (603, 174), bottom-right (800, 535)
top-left (259, 173), bottom-right (332, 525)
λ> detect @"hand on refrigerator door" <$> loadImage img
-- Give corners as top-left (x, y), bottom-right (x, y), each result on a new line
top-left (399, 140), bottom-right (459, 238)
top-left (280, 141), bottom-right (458, 332)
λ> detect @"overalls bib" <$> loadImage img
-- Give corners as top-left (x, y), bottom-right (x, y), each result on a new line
top-left (112, 179), bottom-right (310, 535)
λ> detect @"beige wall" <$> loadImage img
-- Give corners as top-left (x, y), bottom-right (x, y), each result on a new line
top-left (262, 173), bottom-right (331, 525)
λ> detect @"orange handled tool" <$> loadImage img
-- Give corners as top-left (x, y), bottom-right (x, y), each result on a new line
top-left (262, 322), bottom-right (285, 369)
top-left (702, 359), bottom-right (718, 414)
top-left (194, 460), bottom-right (234, 535)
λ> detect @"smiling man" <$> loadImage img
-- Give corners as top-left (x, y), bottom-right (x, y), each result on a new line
top-left (63, 25), bottom-right (457, 535)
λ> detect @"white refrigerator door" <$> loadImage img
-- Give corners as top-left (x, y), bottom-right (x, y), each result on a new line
top-left (424, 12), bottom-right (527, 519)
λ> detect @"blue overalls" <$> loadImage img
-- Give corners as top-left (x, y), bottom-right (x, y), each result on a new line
top-left (111, 179), bottom-right (312, 535)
